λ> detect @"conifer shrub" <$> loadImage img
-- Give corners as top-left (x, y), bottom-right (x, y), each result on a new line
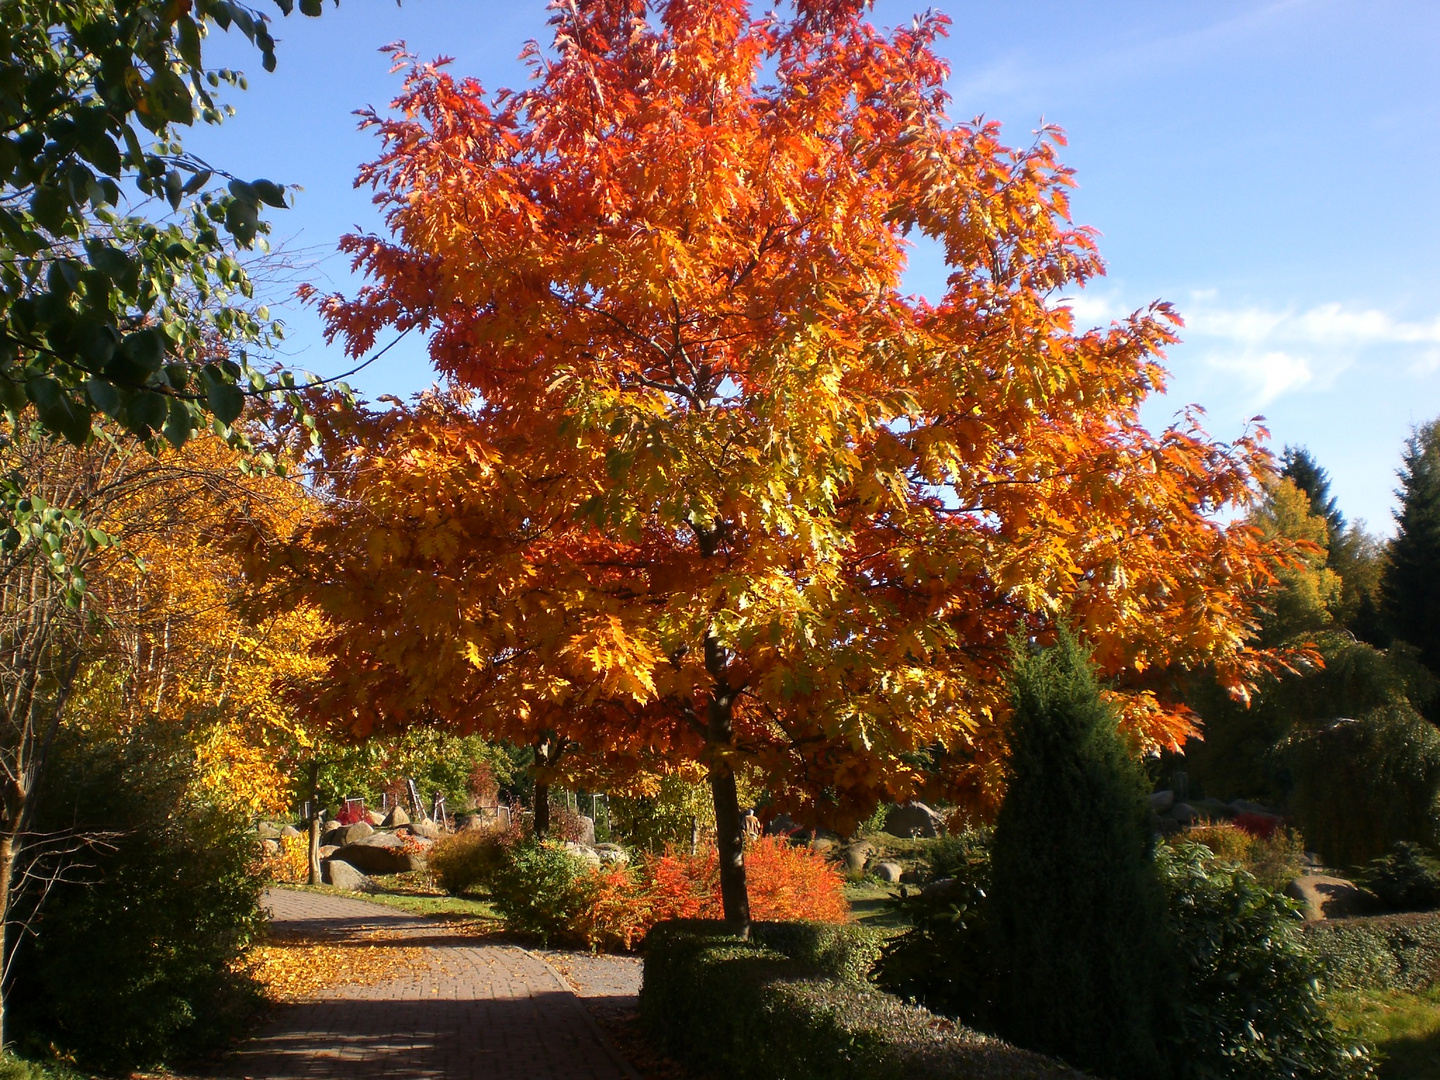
top-left (986, 631), bottom-right (1173, 1080)
top-left (1358, 842), bottom-right (1440, 912)
top-left (1283, 705), bottom-right (1440, 868)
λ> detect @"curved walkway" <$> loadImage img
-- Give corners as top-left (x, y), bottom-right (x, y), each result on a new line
top-left (215, 888), bottom-right (639, 1080)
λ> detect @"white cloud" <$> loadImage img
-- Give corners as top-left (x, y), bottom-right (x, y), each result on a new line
top-left (1207, 349), bottom-right (1316, 405)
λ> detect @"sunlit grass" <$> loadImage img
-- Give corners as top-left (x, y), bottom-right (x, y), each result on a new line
top-left (1330, 986), bottom-right (1440, 1080)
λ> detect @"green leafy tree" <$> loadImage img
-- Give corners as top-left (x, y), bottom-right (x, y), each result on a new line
top-left (0, 0), bottom-right (344, 452)
top-left (988, 630), bottom-right (1173, 1080)
top-left (1381, 420), bottom-right (1440, 702)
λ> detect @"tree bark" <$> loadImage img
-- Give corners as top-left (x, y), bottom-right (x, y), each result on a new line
top-left (533, 781), bottom-right (550, 841)
top-left (702, 622), bottom-right (751, 936)
top-left (710, 761), bottom-right (750, 935)
top-left (306, 760), bottom-right (322, 886)
top-left (0, 832), bottom-right (16, 1050)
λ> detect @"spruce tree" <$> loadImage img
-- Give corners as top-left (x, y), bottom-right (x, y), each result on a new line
top-left (1282, 445), bottom-right (1345, 542)
top-left (988, 630), bottom-right (1173, 1080)
top-left (1382, 421), bottom-right (1440, 702)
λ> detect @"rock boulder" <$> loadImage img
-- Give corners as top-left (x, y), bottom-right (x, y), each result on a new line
top-left (874, 861), bottom-right (903, 884)
top-left (322, 821), bottom-right (374, 848)
top-left (382, 805), bottom-right (411, 828)
top-left (883, 802), bottom-right (942, 839)
top-left (323, 859), bottom-right (375, 893)
top-left (1284, 874), bottom-right (1378, 920)
top-left (335, 831), bottom-right (424, 875)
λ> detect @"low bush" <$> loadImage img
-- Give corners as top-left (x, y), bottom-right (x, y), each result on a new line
top-left (10, 722), bottom-right (266, 1074)
top-left (1159, 842), bottom-right (1373, 1080)
top-left (641, 921), bottom-right (1081, 1080)
top-left (264, 831), bottom-right (310, 885)
top-left (428, 820), bottom-right (520, 896)
top-left (1358, 841), bottom-right (1440, 912)
top-left (873, 843), bottom-right (992, 1021)
top-left (487, 835), bottom-right (849, 948)
top-left (1179, 823), bottom-right (1305, 891)
top-left (487, 840), bottom-right (593, 944)
top-left (1301, 910), bottom-right (1440, 993)
top-left (920, 825), bottom-right (992, 884)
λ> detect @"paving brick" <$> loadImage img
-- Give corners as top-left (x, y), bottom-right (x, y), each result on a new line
top-left (210, 889), bottom-right (636, 1079)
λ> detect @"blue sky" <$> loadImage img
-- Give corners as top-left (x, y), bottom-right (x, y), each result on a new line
top-left (187, 0), bottom-right (1440, 534)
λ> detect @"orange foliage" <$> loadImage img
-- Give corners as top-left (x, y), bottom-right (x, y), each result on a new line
top-left (269, 0), bottom-right (1301, 875)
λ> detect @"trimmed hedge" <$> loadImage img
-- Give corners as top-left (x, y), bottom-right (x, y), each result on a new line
top-left (1301, 910), bottom-right (1440, 993)
top-left (640, 921), bottom-right (1082, 1080)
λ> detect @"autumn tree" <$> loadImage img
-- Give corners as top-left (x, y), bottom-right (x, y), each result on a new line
top-left (0, 420), bottom-right (319, 1040)
top-left (296, 0), bottom-right (1287, 932)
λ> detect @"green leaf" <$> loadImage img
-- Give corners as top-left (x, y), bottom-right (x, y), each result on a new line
top-left (163, 396), bottom-right (192, 448)
top-left (251, 179), bottom-right (287, 208)
top-left (148, 69), bottom-right (195, 126)
top-left (201, 364), bottom-right (245, 424)
top-left (300, 0), bottom-right (324, 14)
top-left (86, 377), bottom-right (121, 416)
top-left (224, 198), bottom-right (259, 246)
top-left (26, 376), bottom-right (92, 445)
top-left (177, 16), bottom-right (203, 69)
top-left (124, 390), bottom-right (168, 434)
top-left (108, 328), bottom-right (167, 382)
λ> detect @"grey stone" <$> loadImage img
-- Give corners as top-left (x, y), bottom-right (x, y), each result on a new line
top-left (574, 814), bottom-right (596, 847)
top-left (843, 842), bottom-right (874, 874)
top-left (322, 859), bottom-right (375, 892)
top-left (408, 818), bottom-right (442, 840)
top-left (1172, 802), bottom-right (1199, 826)
top-left (1191, 797), bottom-right (1236, 821)
top-left (810, 837), bottom-right (838, 856)
top-left (1148, 790), bottom-right (1175, 813)
top-left (257, 822), bottom-right (282, 840)
top-left (279, 824), bottom-right (302, 839)
top-left (319, 845), bottom-right (340, 859)
top-left (335, 831), bottom-right (424, 875)
top-left (260, 837), bottom-right (281, 857)
top-left (1284, 874), bottom-right (1378, 920)
top-left (562, 841), bottom-right (602, 869)
top-left (883, 802), bottom-right (942, 839)
top-left (594, 843), bottom-right (629, 866)
top-left (322, 821), bottom-right (374, 848)
top-left (920, 877), bottom-right (964, 901)
top-left (365, 809), bottom-right (386, 826)
top-left (874, 861), bottom-right (903, 883)
top-left (382, 805), bottom-right (411, 828)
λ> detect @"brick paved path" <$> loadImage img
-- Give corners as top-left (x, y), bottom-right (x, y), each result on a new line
top-left (215, 888), bottom-right (637, 1080)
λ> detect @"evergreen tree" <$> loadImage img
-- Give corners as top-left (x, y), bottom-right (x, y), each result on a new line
top-left (988, 630), bottom-right (1173, 1080)
top-left (1381, 420), bottom-right (1440, 703)
top-left (1282, 446), bottom-right (1345, 543)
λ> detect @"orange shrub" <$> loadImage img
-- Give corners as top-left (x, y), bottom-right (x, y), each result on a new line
top-left (577, 865), bottom-right (654, 950)
top-left (264, 833), bottom-right (309, 884)
top-left (742, 835), bottom-right (850, 923)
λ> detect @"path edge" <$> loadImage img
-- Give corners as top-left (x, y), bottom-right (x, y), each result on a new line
top-left (519, 946), bottom-right (644, 1080)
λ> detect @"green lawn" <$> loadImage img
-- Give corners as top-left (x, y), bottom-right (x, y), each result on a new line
top-left (1330, 987), bottom-right (1440, 1080)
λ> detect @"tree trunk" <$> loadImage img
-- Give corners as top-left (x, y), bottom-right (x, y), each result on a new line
top-left (306, 761), bottom-right (322, 886)
top-left (533, 781), bottom-right (550, 841)
top-left (710, 761), bottom-right (750, 935)
top-left (0, 832), bottom-right (16, 1050)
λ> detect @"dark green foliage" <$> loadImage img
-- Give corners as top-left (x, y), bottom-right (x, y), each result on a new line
top-left (640, 921), bottom-right (1080, 1080)
top-left (920, 825), bottom-right (992, 884)
top-left (1300, 910), bottom-right (1440, 993)
top-left (1283, 706), bottom-right (1440, 868)
top-left (1358, 842), bottom-right (1440, 912)
top-left (987, 632), bottom-right (1173, 1079)
top-left (9, 722), bottom-right (266, 1073)
top-left (485, 840), bottom-right (590, 944)
top-left (1283, 446), bottom-right (1345, 541)
top-left (1186, 635), bottom-right (1431, 803)
top-left (872, 846), bottom-right (992, 1021)
top-left (1159, 843), bottom-right (1373, 1080)
top-left (1382, 420), bottom-right (1440, 697)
